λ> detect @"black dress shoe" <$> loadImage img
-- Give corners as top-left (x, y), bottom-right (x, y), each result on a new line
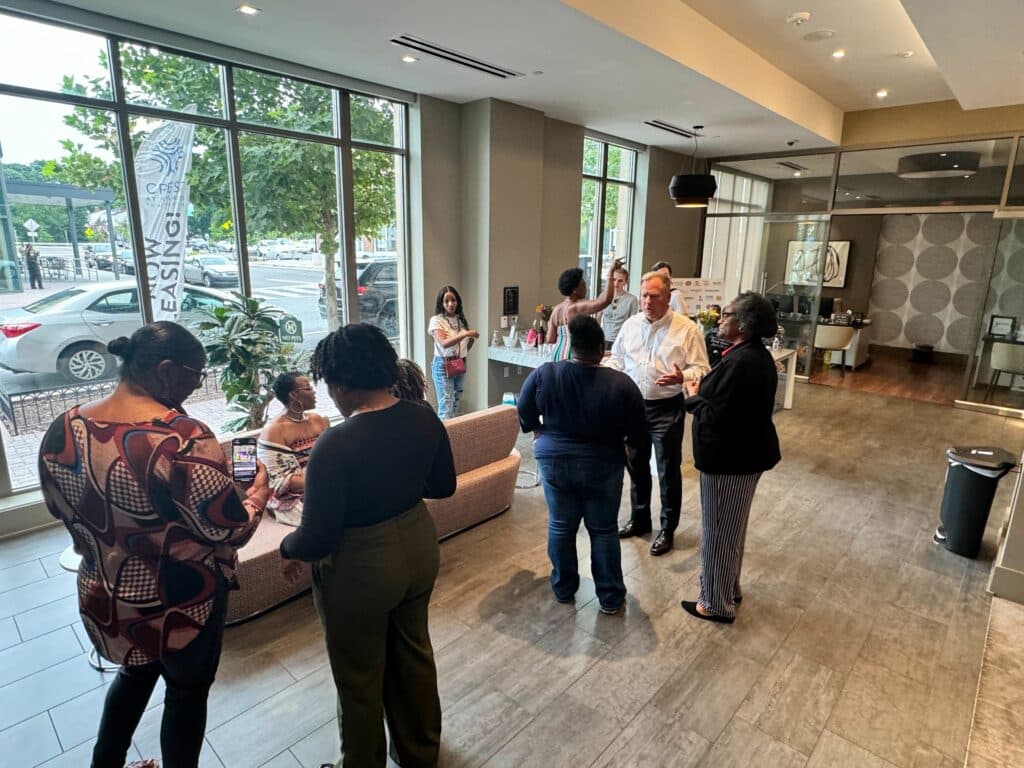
top-left (650, 530), bottom-right (673, 556)
top-left (618, 520), bottom-right (652, 539)
top-left (681, 600), bottom-right (735, 624)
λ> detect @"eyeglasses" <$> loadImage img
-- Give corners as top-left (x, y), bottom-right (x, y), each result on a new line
top-left (180, 363), bottom-right (208, 386)
top-left (721, 311), bottom-right (737, 318)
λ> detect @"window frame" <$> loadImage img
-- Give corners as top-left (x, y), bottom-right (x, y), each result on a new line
top-left (580, 138), bottom-right (637, 298)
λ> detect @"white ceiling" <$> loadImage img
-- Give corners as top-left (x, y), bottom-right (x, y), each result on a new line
top-left (900, 0), bottom-right (1024, 111)
top-left (21, 0), bottom-right (836, 156)
top-left (681, 0), bottom-right (954, 112)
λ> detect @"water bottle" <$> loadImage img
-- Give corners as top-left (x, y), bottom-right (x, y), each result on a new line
top-left (772, 325), bottom-right (785, 351)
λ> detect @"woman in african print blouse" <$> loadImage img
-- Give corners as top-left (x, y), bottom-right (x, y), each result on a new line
top-left (38, 322), bottom-right (269, 768)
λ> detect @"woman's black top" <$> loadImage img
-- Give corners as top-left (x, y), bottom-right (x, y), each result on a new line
top-left (683, 338), bottom-right (781, 475)
top-left (280, 399), bottom-right (456, 561)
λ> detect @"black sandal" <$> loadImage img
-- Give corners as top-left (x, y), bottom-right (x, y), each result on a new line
top-left (681, 600), bottom-right (735, 624)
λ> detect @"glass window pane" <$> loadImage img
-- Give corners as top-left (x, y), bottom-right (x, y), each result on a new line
top-left (352, 149), bottom-right (405, 350)
top-left (606, 144), bottom-right (635, 183)
top-left (350, 95), bottom-right (404, 148)
top-left (234, 68), bottom-right (334, 136)
top-left (715, 154), bottom-right (835, 213)
top-left (0, 95), bottom-right (149, 491)
top-left (579, 179), bottom-right (601, 296)
top-left (1007, 139), bottom-right (1024, 206)
top-left (239, 133), bottom-right (342, 382)
top-left (601, 182), bottom-right (631, 277)
top-left (0, 13), bottom-right (112, 99)
top-left (835, 139), bottom-right (1012, 209)
top-left (119, 43), bottom-right (223, 118)
top-left (583, 138), bottom-right (603, 176)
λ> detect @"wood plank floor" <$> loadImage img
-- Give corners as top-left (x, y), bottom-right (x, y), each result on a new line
top-left (2, 384), bottom-right (1022, 767)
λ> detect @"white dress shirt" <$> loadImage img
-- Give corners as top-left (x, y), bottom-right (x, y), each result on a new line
top-left (604, 309), bottom-right (710, 400)
top-left (669, 289), bottom-right (690, 316)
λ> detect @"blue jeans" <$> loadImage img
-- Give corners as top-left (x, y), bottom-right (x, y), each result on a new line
top-left (431, 357), bottom-right (465, 421)
top-left (537, 457), bottom-right (626, 611)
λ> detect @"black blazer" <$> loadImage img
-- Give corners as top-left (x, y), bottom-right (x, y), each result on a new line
top-left (683, 338), bottom-right (781, 475)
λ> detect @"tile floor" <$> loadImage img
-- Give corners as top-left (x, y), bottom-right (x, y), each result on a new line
top-left (1, 383), bottom-right (1022, 767)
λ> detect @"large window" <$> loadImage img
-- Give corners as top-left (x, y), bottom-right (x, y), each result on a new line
top-left (579, 137), bottom-right (635, 297)
top-left (0, 11), bottom-right (408, 495)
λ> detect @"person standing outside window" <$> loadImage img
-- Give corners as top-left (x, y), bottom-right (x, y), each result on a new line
top-left (518, 315), bottom-right (646, 614)
top-left (599, 266), bottom-right (639, 351)
top-left (651, 261), bottom-right (688, 316)
top-left (428, 285), bottom-right (479, 420)
top-left (26, 245), bottom-right (44, 289)
top-left (605, 271), bottom-right (709, 556)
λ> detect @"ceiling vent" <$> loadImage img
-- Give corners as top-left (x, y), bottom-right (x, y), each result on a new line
top-left (644, 120), bottom-right (702, 139)
top-left (777, 161), bottom-right (809, 172)
top-left (389, 35), bottom-right (524, 79)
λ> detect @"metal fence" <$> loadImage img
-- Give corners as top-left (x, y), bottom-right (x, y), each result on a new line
top-left (0, 367), bottom-right (228, 435)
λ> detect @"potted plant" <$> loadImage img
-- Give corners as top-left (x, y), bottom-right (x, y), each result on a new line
top-left (196, 293), bottom-right (308, 433)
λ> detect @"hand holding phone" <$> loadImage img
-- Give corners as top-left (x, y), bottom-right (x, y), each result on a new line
top-left (231, 437), bottom-right (258, 484)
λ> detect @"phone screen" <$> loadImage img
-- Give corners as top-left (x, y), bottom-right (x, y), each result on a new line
top-left (232, 440), bottom-right (258, 483)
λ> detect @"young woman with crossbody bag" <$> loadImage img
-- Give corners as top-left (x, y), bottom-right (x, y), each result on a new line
top-left (429, 285), bottom-right (480, 420)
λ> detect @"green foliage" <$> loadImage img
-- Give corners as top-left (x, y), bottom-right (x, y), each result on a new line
top-left (195, 293), bottom-right (308, 433)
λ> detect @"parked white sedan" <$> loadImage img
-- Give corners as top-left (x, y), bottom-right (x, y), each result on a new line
top-left (0, 283), bottom-right (300, 382)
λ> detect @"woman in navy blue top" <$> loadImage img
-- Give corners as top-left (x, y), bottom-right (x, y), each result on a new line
top-left (518, 315), bottom-right (646, 614)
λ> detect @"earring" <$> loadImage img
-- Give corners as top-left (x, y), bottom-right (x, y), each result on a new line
top-left (288, 399), bottom-right (304, 416)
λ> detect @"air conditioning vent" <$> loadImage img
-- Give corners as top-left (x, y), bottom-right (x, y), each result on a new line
top-left (644, 120), bottom-right (702, 139)
top-left (390, 34), bottom-right (524, 79)
top-left (777, 161), bottom-right (809, 171)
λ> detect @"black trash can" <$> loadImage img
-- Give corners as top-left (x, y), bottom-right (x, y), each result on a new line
top-left (935, 446), bottom-right (1017, 558)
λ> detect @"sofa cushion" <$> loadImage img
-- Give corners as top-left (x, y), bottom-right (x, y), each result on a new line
top-left (444, 405), bottom-right (518, 476)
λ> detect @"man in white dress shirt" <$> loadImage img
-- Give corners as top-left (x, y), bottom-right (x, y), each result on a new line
top-left (651, 261), bottom-right (689, 316)
top-left (605, 272), bottom-right (710, 555)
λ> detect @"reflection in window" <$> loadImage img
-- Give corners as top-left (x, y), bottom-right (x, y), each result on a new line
top-left (1007, 139), bottom-right (1024, 206)
top-left (352, 149), bottom-right (405, 348)
top-left (119, 43), bottom-right (223, 118)
top-left (234, 68), bottom-right (334, 136)
top-left (835, 140), bottom-right (1012, 209)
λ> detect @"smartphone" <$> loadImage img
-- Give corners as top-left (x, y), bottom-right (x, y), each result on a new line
top-left (231, 437), bottom-right (258, 483)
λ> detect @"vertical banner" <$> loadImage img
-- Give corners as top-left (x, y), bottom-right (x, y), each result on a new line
top-left (135, 116), bottom-right (195, 321)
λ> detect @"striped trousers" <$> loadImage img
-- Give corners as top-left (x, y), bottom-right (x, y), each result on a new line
top-left (698, 472), bottom-right (762, 618)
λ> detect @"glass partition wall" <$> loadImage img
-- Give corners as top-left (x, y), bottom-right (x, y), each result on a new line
top-left (704, 137), bottom-right (1023, 415)
top-left (0, 11), bottom-right (409, 495)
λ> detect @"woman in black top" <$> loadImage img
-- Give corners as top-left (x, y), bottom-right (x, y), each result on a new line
top-left (681, 292), bottom-right (781, 623)
top-left (280, 324), bottom-right (456, 768)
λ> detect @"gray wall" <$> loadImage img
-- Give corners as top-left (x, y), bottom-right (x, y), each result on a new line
top-left (540, 118), bottom-right (585, 308)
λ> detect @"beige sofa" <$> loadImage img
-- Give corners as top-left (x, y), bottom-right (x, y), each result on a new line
top-left (223, 404), bottom-right (521, 624)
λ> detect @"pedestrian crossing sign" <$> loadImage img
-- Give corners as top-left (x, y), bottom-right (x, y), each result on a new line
top-left (279, 316), bottom-right (303, 343)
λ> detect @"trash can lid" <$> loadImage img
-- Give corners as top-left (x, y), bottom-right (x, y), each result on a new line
top-left (946, 446), bottom-right (1017, 471)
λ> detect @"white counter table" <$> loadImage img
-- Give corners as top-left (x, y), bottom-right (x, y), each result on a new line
top-left (487, 345), bottom-right (797, 410)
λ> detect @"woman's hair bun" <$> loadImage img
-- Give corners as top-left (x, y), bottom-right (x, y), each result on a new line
top-left (107, 337), bottom-right (132, 358)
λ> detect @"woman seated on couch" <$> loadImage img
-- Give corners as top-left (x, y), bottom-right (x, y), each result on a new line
top-left (257, 371), bottom-right (330, 526)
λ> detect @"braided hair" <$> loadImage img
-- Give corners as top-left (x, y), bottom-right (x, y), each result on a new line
top-left (309, 323), bottom-right (398, 390)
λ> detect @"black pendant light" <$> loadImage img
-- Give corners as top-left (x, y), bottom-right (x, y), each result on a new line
top-left (669, 125), bottom-right (717, 208)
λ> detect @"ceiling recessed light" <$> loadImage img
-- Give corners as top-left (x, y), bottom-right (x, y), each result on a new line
top-left (236, 4), bottom-right (260, 15)
top-left (401, 54), bottom-right (417, 63)
top-left (898, 51), bottom-right (915, 58)
top-left (952, 164), bottom-right (959, 168)
top-left (875, 89), bottom-right (889, 99)
top-left (939, 152), bottom-right (948, 157)
top-left (832, 48), bottom-right (846, 59)
top-left (855, 195), bottom-right (861, 199)
top-left (963, 175), bottom-right (971, 179)
top-left (793, 171), bottom-right (802, 177)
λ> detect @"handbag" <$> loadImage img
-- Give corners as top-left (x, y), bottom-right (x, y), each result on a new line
top-left (435, 318), bottom-right (466, 378)
top-left (443, 356), bottom-right (467, 377)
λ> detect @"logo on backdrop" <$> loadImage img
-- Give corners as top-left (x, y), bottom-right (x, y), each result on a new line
top-left (136, 107), bottom-right (196, 321)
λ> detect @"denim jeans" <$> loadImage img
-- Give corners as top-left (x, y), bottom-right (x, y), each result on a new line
top-left (431, 357), bottom-right (464, 420)
top-left (537, 457), bottom-right (626, 611)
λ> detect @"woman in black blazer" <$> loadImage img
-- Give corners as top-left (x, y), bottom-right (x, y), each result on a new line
top-left (681, 292), bottom-right (781, 623)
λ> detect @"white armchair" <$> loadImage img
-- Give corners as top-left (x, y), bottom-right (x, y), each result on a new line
top-left (814, 324), bottom-right (855, 378)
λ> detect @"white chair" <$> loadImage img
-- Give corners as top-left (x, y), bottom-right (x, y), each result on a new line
top-left (986, 342), bottom-right (1024, 401)
top-left (814, 324), bottom-right (855, 378)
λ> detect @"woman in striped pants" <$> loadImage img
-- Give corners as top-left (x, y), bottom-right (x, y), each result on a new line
top-left (681, 292), bottom-right (782, 623)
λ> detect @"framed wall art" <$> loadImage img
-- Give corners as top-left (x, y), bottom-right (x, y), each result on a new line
top-left (785, 240), bottom-right (850, 288)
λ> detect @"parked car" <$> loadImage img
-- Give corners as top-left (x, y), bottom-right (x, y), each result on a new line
top-left (0, 283), bottom-right (301, 382)
top-left (184, 254), bottom-right (240, 287)
top-left (88, 243), bottom-right (136, 274)
top-left (318, 258), bottom-right (398, 338)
